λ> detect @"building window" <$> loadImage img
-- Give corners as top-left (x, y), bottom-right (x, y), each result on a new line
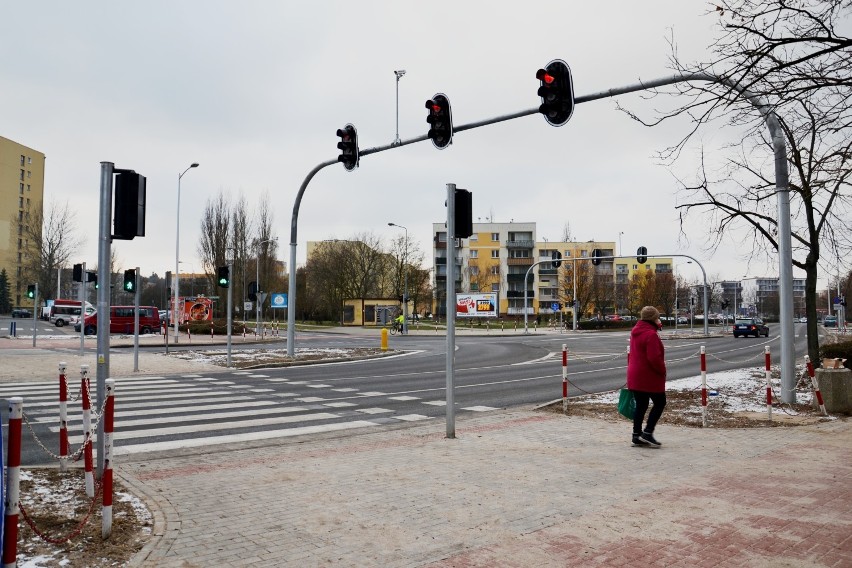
top-left (469, 234), bottom-right (478, 241)
top-left (27, 171), bottom-right (31, 178)
top-left (491, 250), bottom-right (499, 259)
top-left (564, 250), bottom-right (571, 257)
top-left (19, 183), bottom-right (24, 194)
top-left (471, 283), bottom-right (479, 291)
top-left (437, 232), bottom-right (447, 242)
top-left (470, 250), bottom-right (478, 258)
top-left (470, 266), bottom-right (480, 276)
top-left (26, 198), bottom-right (30, 208)
top-left (490, 266), bottom-right (499, 275)
top-left (20, 170), bottom-right (24, 181)
top-left (491, 232), bottom-right (499, 241)
top-left (492, 283), bottom-right (500, 292)
top-left (581, 250), bottom-right (588, 257)
top-left (633, 264), bottom-right (638, 270)
top-left (26, 185), bottom-right (30, 192)
top-left (20, 155), bottom-right (25, 166)
top-left (28, 156), bottom-right (32, 164)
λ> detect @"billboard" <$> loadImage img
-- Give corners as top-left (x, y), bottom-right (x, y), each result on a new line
top-left (171, 296), bottom-right (213, 324)
top-left (456, 293), bottom-right (498, 318)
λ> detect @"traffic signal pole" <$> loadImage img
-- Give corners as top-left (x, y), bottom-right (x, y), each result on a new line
top-left (284, 71), bottom-right (796, 407)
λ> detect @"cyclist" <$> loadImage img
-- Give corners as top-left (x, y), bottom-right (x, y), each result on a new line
top-left (394, 312), bottom-right (405, 334)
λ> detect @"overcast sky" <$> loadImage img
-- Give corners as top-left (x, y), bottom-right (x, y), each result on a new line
top-left (1, 2), bottom-right (822, 288)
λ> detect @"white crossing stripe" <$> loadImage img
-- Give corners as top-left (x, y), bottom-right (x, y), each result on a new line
top-left (114, 420), bottom-right (379, 456)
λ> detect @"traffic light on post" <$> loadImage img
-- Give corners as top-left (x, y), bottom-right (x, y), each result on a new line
top-left (87, 271), bottom-right (98, 289)
top-left (454, 188), bottom-right (473, 239)
top-left (123, 269), bottom-right (137, 293)
top-left (425, 93), bottom-right (453, 149)
top-left (536, 59), bottom-right (575, 127)
top-left (73, 263), bottom-right (83, 283)
top-left (217, 266), bottom-right (230, 288)
top-left (551, 251), bottom-right (562, 269)
top-left (27, 284), bottom-right (36, 299)
top-left (248, 281), bottom-right (257, 302)
top-left (336, 124), bottom-right (359, 171)
top-left (591, 249), bottom-right (602, 266)
top-left (636, 246), bottom-right (648, 264)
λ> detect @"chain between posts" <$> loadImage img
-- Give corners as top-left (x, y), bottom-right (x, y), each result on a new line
top-left (18, 475), bottom-right (104, 545)
top-left (21, 393), bottom-right (109, 462)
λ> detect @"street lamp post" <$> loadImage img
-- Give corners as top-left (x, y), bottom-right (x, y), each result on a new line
top-left (393, 70), bottom-right (406, 146)
top-left (255, 238), bottom-right (277, 337)
top-left (174, 162), bottom-right (199, 343)
top-left (388, 222), bottom-right (409, 335)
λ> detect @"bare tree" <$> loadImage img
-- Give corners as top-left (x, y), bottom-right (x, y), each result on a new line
top-left (231, 195), bottom-right (253, 313)
top-left (624, 0), bottom-right (852, 363)
top-left (198, 191), bottom-right (231, 315)
top-left (21, 199), bottom-right (84, 300)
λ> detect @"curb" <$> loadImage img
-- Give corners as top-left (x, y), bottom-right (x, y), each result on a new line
top-left (120, 468), bottom-right (180, 567)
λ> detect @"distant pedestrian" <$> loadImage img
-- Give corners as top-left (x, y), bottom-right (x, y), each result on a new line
top-left (627, 305), bottom-right (667, 448)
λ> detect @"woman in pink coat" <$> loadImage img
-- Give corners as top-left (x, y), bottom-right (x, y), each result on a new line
top-left (627, 306), bottom-right (666, 447)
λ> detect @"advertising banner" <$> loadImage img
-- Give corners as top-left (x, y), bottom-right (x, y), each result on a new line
top-left (456, 293), bottom-right (498, 318)
top-left (171, 296), bottom-right (213, 324)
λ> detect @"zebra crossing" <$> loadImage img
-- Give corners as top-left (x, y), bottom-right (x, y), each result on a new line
top-left (1, 370), bottom-right (499, 460)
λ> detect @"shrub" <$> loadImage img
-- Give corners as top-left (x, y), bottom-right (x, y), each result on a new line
top-left (820, 339), bottom-right (852, 370)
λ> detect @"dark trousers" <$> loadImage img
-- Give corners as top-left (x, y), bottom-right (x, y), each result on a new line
top-left (631, 390), bottom-right (666, 434)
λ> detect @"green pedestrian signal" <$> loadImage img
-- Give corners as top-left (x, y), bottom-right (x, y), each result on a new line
top-left (217, 266), bottom-right (230, 288)
top-left (123, 269), bottom-right (137, 292)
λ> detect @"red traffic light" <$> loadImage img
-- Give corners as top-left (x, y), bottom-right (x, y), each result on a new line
top-left (425, 93), bottom-right (453, 150)
top-left (536, 69), bottom-right (554, 84)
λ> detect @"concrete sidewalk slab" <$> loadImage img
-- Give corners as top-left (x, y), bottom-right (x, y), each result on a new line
top-left (122, 410), bottom-right (852, 567)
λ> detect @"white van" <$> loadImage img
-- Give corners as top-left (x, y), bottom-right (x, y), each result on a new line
top-left (50, 304), bottom-right (95, 327)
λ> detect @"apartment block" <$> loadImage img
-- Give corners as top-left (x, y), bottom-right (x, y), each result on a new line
top-left (0, 136), bottom-right (46, 309)
top-left (432, 221), bottom-right (623, 317)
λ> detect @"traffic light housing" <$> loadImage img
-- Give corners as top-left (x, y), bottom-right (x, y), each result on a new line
top-left (551, 251), bottom-right (562, 269)
top-left (336, 124), bottom-right (359, 171)
top-left (721, 300), bottom-right (729, 310)
top-left (73, 263), bottom-right (83, 282)
top-left (217, 266), bottom-right (230, 288)
top-left (637, 246), bottom-right (648, 264)
top-left (536, 59), bottom-right (575, 127)
top-left (591, 249), bottom-right (602, 266)
top-left (425, 93), bottom-right (453, 149)
top-left (123, 269), bottom-right (137, 293)
top-left (113, 171), bottom-right (147, 240)
top-left (454, 188), bottom-right (473, 239)
top-left (248, 281), bottom-right (258, 302)
top-left (87, 271), bottom-right (98, 289)
top-left (27, 284), bottom-right (35, 299)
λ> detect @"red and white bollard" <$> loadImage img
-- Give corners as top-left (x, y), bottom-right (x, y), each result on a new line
top-left (81, 364), bottom-right (95, 498)
top-left (211, 321), bottom-right (214, 342)
top-left (765, 346), bottom-right (773, 420)
top-left (562, 344), bottom-right (568, 414)
top-left (59, 361), bottom-right (69, 472)
top-left (102, 378), bottom-right (115, 538)
top-left (3, 397), bottom-right (23, 568)
top-left (700, 346), bottom-right (708, 427)
top-left (805, 355), bottom-right (827, 416)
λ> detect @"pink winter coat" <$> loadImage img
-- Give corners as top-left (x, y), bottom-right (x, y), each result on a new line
top-left (627, 319), bottom-right (666, 393)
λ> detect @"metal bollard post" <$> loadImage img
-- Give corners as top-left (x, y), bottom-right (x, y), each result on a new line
top-left (3, 397), bottom-right (23, 567)
top-left (765, 346), bottom-right (772, 420)
top-left (562, 344), bottom-right (568, 414)
top-left (81, 365), bottom-right (95, 498)
top-left (59, 362), bottom-right (69, 472)
top-left (700, 346), bottom-right (707, 427)
top-left (102, 379), bottom-right (115, 539)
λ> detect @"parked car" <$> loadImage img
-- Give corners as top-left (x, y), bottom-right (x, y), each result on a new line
top-left (823, 315), bottom-right (837, 328)
top-left (159, 309), bottom-right (169, 323)
top-left (605, 314), bottom-right (623, 322)
top-left (11, 308), bottom-right (32, 318)
top-left (732, 317), bottom-right (769, 338)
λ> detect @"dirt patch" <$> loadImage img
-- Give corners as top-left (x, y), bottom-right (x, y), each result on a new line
top-left (538, 389), bottom-right (833, 428)
top-left (14, 468), bottom-right (151, 566)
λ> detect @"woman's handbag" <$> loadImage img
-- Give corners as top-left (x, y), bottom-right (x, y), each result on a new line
top-left (618, 388), bottom-right (635, 420)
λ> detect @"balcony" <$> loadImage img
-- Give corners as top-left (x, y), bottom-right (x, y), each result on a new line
top-left (506, 240), bottom-right (534, 249)
top-left (505, 290), bottom-right (534, 298)
top-left (507, 274), bottom-right (530, 283)
top-left (507, 307), bottom-right (535, 315)
top-left (507, 257), bottom-right (533, 266)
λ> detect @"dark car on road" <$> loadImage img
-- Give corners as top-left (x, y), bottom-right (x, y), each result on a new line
top-left (11, 308), bottom-right (32, 318)
top-left (732, 317), bottom-right (769, 338)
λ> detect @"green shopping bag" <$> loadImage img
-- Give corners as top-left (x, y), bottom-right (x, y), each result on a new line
top-left (618, 388), bottom-right (635, 420)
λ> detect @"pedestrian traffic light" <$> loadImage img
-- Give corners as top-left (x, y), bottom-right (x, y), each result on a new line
top-left (73, 263), bottom-right (84, 282)
top-left (591, 249), bottom-right (602, 266)
top-left (336, 124), bottom-right (359, 171)
top-left (637, 246), bottom-right (648, 264)
top-left (425, 93), bottom-right (453, 149)
top-left (165, 271), bottom-right (172, 291)
top-left (248, 281), bottom-right (257, 302)
top-left (123, 269), bottom-right (137, 293)
top-left (536, 59), bottom-right (575, 127)
top-left (87, 271), bottom-right (98, 289)
top-left (217, 266), bottom-right (230, 288)
top-left (551, 251), bottom-right (562, 269)
top-left (113, 171), bottom-right (147, 240)
top-left (27, 284), bottom-right (35, 299)
top-left (454, 188), bottom-right (473, 238)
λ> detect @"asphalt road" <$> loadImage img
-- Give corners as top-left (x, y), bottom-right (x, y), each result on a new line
top-left (5, 323), bottom-right (811, 465)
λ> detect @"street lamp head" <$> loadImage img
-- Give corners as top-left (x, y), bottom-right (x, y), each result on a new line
top-left (190, 163), bottom-right (199, 168)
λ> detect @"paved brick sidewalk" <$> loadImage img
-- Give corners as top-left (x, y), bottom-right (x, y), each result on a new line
top-left (121, 410), bottom-right (852, 567)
